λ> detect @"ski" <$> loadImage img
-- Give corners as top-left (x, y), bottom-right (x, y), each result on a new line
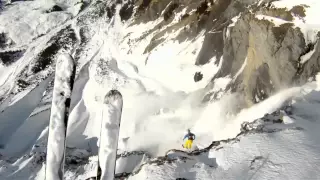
top-left (96, 89), bottom-right (123, 180)
top-left (45, 53), bottom-right (76, 180)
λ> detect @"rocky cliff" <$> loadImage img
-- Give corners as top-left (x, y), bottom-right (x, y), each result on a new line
top-left (1, 0), bottom-right (320, 179)
top-left (112, 0), bottom-right (320, 107)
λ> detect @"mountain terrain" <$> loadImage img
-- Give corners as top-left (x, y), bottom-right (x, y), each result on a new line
top-left (0, 0), bottom-right (320, 179)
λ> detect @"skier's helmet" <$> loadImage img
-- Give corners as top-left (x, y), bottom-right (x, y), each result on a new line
top-left (187, 129), bottom-right (191, 133)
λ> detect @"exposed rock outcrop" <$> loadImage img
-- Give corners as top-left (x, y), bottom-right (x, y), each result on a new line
top-left (203, 3), bottom-right (320, 107)
top-left (0, 49), bottom-right (25, 66)
top-left (218, 14), bottom-right (305, 106)
top-left (114, 0), bottom-right (320, 108)
top-left (45, 5), bottom-right (63, 13)
top-left (0, 33), bottom-right (14, 49)
top-left (194, 72), bottom-right (203, 82)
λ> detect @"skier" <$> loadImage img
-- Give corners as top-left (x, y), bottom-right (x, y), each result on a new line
top-left (182, 129), bottom-right (195, 149)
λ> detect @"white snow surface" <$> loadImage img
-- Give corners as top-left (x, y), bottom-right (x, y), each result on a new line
top-left (0, 0), bottom-right (320, 180)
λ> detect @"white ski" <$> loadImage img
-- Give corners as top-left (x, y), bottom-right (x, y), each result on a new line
top-left (45, 53), bottom-right (76, 180)
top-left (96, 89), bottom-right (123, 180)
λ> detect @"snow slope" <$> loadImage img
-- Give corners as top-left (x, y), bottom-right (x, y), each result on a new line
top-left (0, 0), bottom-right (320, 180)
top-left (128, 79), bottom-right (320, 180)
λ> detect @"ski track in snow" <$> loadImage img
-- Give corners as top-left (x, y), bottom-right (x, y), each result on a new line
top-left (1, 0), bottom-right (320, 179)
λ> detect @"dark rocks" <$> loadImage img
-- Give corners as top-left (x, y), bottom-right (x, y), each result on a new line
top-left (74, 1), bottom-right (87, 14)
top-left (117, 150), bottom-right (150, 159)
top-left (143, 38), bottom-right (165, 54)
top-left (119, 0), bottom-right (134, 21)
top-left (17, 79), bottom-right (30, 89)
top-left (0, 33), bottom-right (7, 48)
top-left (85, 151), bottom-right (150, 180)
top-left (135, 0), bottom-right (173, 23)
top-left (180, 13), bottom-right (189, 21)
top-left (212, 13), bottom-right (306, 107)
top-left (195, 0), bottom-right (209, 16)
top-left (194, 72), bottom-right (203, 82)
top-left (126, 0), bottom-right (319, 109)
top-left (290, 5), bottom-right (307, 19)
top-left (64, 148), bottom-right (90, 166)
top-left (252, 63), bottom-right (274, 103)
top-left (0, 33), bottom-right (14, 49)
top-left (45, 5), bottom-right (63, 13)
top-left (258, 6), bottom-right (294, 21)
top-left (115, 172), bottom-right (131, 179)
top-left (31, 25), bottom-right (77, 74)
top-left (0, 49), bottom-right (25, 66)
top-left (295, 38), bottom-right (320, 84)
top-left (32, 43), bottom-right (59, 74)
top-left (137, 0), bottom-right (152, 14)
top-left (76, 1), bottom-right (109, 26)
top-left (237, 110), bottom-right (300, 137)
top-left (272, 23), bottom-right (294, 42)
top-left (195, 31), bottom-right (224, 65)
top-left (107, 5), bottom-right (116, 19)
top-left (163, 2), bottom-right (179, 21)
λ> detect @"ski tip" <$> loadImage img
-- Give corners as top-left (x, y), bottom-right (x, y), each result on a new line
top-left (107, 89), bottom-right (122, 98)
top-left (104, 89), bottom-right (123, 104)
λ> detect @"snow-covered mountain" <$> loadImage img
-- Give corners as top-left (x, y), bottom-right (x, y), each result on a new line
top-left (1, 0), bottom-right (320, 179)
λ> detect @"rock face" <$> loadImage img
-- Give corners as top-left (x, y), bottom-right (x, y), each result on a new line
top-left (296, 38), bottom-right (320, 83)
top-left (202, 2), bottom-right (319, 107)
top-left (220, 14), bottom-right (306, 106)
top-left (112, 0), bottom-right (320, 107)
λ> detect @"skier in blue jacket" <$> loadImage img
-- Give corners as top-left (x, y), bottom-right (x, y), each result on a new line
top-left (183, 129), bottom-right (195, 149)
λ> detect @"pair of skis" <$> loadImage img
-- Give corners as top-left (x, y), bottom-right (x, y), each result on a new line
top-left (44, 53), bottom-right (123, 180)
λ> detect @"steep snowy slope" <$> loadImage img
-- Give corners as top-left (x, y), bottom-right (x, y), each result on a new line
top-left (0, 0), bottom-right (320, 179)
top-left (128, 79), bottom-right (320, 180)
